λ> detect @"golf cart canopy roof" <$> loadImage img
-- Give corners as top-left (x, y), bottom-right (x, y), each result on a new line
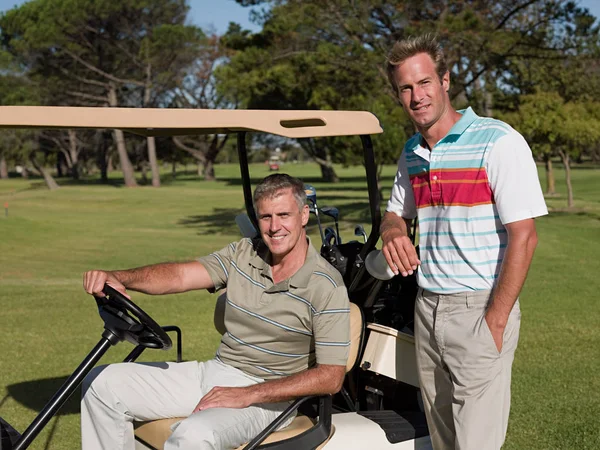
top-left (0, 105), bottom-right (383, 287)
top-left (0, 106), bottom-right (383, 138)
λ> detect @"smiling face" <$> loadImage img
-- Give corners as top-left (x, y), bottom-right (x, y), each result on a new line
top-left (256, 188), bottom-right (309, 263)
top-left (393, 52), bottom-right (451, 134)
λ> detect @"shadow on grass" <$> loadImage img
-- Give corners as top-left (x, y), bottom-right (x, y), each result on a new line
top-left (547, 209), bottom-right (600, 221)
top-left (177, 200), bottom-right (374, 236)
top-left (7, 377), bottom-right (80, 416)
top-left (178, 207), bottom-right (246, 235)
top-left (216, 174), bottom-right (395, 189)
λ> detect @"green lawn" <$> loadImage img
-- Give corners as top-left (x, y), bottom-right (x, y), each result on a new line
top-left (0, 162), bottom-right (599, 449)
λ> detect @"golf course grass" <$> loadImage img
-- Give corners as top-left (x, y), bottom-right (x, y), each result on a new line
top-left (1, 162), bottom-right (599, 449)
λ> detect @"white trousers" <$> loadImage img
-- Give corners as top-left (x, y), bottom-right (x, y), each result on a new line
top-left (81, 359), bottom-right (294, 450)
top-left (415, 289), bottom-right (521, 450)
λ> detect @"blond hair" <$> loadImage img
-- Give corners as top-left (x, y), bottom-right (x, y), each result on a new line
top-left (386, 34), bottom-right (448, 97)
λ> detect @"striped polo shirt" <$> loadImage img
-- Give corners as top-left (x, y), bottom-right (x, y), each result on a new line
top-left (387, 108), bottom-right (547, 293)
top-left (198, 237), bottom-right (350, 380)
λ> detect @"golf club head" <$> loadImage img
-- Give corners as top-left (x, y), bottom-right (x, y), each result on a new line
top-left (320, 206), bottom-right (339, 221)
top-left (304, 184), bottom-right (317, 207)
top-left (324, 226), bottom-right (337, 248)
top-left (354, 225), bottom-right (367, 243)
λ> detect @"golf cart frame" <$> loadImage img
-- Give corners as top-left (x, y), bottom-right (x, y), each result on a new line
top-left (0, 106), bottom-right (430, 450)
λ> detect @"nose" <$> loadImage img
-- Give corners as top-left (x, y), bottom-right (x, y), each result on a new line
top-left (270, 215), bottom-right (281, 233)
top-left (411, 86), bottom-right (425, 105)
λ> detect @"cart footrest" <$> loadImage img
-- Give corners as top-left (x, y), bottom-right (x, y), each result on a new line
top-left (357, 410), bottom-right (428, 444)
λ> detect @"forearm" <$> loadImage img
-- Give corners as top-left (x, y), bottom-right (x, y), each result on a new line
top-left (380, 211), bottom-right (412, 241)
top-left (110, 261), bottom-right (210, 295)
top-left (487, 222), bottom-right (538, 326)
top-left (243, 364), bottom-right (345, 405)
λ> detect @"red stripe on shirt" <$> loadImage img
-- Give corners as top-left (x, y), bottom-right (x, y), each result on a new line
top-left (410, 168), bottom-right (494, 208)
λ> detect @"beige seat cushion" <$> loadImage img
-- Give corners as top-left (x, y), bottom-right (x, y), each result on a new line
top-left (134, 415), bottom-right (317, 450)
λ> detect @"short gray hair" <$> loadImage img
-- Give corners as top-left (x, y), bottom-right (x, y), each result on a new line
top-left (386, 33), bottom-right (448, 98)
top-left (253, 173), bottom-right (307, 212)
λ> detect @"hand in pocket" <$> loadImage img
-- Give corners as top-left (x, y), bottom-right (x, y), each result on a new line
top-left (484, 313), bottom-right (506, 353)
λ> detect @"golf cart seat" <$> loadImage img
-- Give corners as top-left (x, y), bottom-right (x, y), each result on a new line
top-left (134, 295), bottom-right (364, 450)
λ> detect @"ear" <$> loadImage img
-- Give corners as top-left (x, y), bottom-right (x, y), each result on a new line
top-left (442, 70), bottom-right (450, 92)
top-left (301, 204), bottom-right (309, 227)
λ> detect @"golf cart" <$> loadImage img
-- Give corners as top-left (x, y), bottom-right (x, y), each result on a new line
top-left (0, 106), bottom-right (431, 450)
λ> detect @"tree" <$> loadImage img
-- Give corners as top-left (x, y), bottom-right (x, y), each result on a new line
top-left (0, 0), bottom-right (201, 187)
top-left (171, 33), bottom-right (233, 181)
top-left (221, 0), bottom-right (597, 182)
top-left (503, 91), bottom-right (600, 208)
top-left (218, 19), bottom-right (400, 182)
top-left (0, 51), bottom-right (60, 189)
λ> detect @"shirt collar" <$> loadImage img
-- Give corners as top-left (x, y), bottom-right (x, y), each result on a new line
top-left (411, 107), bottom-right (479, 161)
top-left (248, 237), bottom-right (317, 289)
top-left (289, 237), bottom-right (318, 289)
top-left (249, 239), bottom-right (271, 277)
top-left (445, 107), bottom-right (478, 137)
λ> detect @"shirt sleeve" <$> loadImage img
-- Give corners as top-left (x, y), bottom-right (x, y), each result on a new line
top-left (312, 285), bottom-right (351, 366)
top-left (386, 151), bottom-right (417, 220)
top-left (197, 241), bottom-right (240, 292)
top-left (486, 131), bottom-right (548, 224)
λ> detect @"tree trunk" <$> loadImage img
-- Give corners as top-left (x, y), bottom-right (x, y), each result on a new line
top-left (544, 153), bottom-right (555, 195)
top-left (140, 162), bottom-right (148, 184)
top-left (204, 158), bottom-right (215, 181)
top-left (197, 162), bottom-right (202, 176)
top-left (109, 84), bottom-right (137, 187)
top-left (319, 162), bottom-right (339, 183)
top-left (0, 156), bottom-right (8, 179)
top-left (30, 154), bottom-right (59, 190)
top-left (68, 129), bottom-right (80, 180)
top-left (558, 149), bottom-right (574, 208)
top-left (21, 166), bottom-right (29, 179)
top-left (302, 139), bottom-right (339, 183)
top-left (95, 131), bottom-right (109, 183)
top-left (147, 137), bottom-right (161, 187)
top-left (143, 66), bottom-right (161, 188)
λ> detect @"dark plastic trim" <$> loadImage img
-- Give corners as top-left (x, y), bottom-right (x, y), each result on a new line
top-left (124, 326), bottom-right (183, 363)
top-left (243, 395), bottom-right (332, 450)
top-left (237, 132), bottom-right (258, 229)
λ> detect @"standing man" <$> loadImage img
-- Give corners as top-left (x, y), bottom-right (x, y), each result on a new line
top-left (81, 173), bottom-right (350, 450)
top-left (380, 34), bottom-right (547, 450)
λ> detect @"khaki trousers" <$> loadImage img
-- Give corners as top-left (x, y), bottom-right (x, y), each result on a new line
top-left (81, 359), bottom-right (293, 450)
top-left (414, 288), bottom-right (521, 450)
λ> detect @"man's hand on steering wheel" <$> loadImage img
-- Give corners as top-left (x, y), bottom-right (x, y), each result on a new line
top-left (381, 228), bottom-right (420, 277)
top-left (83, 270), bottom-right (130, 299)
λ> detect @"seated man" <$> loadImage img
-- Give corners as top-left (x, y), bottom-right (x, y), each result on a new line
top-left (81, 173), bottom-right (350, 450)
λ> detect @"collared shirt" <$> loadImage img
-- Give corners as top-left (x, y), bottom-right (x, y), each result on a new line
top-left (387, 107), bottom-right (548, 293)
top-left (198, 237), bottom-right (350, 380)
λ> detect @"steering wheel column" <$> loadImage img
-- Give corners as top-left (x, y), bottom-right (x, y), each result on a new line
top-left (12, 285), bottom-right (171, 450)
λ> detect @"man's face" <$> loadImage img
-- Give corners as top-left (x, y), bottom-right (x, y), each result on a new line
top-left (256, 188), bottom-right (309, 260)
top-left (393, 52), bottom-right (451, 132)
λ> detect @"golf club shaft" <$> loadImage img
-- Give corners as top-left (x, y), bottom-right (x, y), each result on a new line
top-left (315, 210), bottom-right (325, 243)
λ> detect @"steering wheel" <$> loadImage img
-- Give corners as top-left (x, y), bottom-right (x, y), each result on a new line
top-left (94, 284), bottom-right (172, 350)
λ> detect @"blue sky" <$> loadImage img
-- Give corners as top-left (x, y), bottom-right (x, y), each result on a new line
top-left (0, 0), bottom-right (598, 33)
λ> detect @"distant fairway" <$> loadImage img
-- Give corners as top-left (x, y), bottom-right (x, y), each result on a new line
top-left (0, 162), bottom-right (599, 449)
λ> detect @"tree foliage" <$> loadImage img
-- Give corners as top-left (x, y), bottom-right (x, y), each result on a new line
top-left (0, 0), bottom-right (202, 186)
top-left (503, 91), bottom-right (600, 207)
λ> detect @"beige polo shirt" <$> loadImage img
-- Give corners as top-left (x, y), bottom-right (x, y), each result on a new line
top-left (198, 237), bottom-right (350, 380)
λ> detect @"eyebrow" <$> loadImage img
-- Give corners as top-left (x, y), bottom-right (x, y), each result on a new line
top-left (259, 211), bottom-right (292, 218)
top-left (398, 76), bottom-right (433, 90)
